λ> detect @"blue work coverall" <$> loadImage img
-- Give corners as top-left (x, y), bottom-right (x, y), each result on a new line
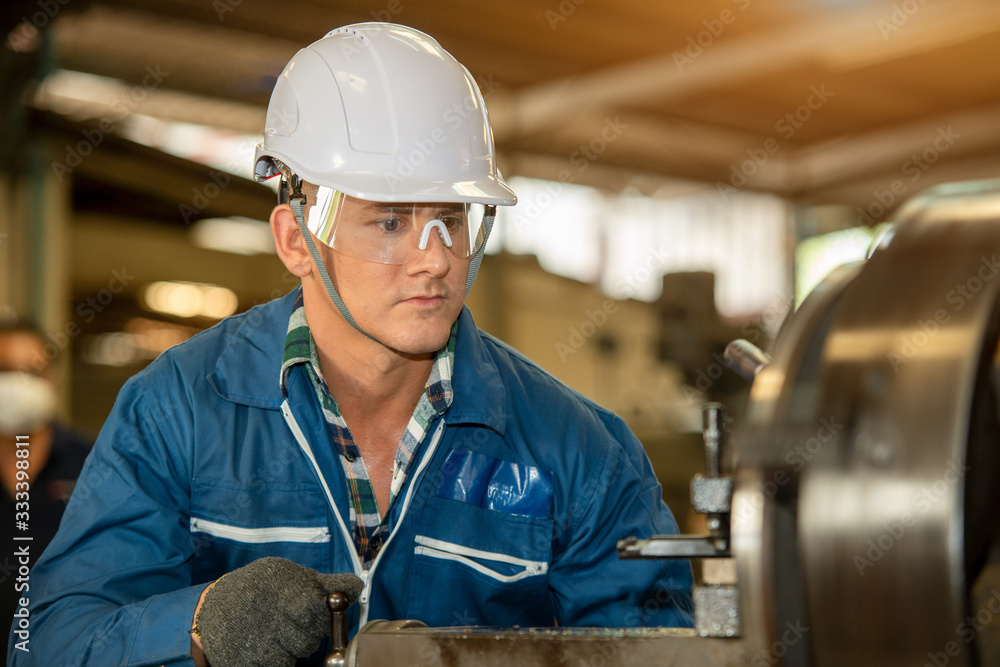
top-left (9, 288), bottom-right (692, 665)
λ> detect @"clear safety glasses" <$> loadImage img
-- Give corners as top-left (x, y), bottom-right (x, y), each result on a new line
top-left (305, 187), bottom-right (490, 265)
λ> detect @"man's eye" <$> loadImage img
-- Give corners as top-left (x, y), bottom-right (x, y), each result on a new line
top-left (378, 218), bottom-right (403, 232)
top-left (441, 216), bottom-right (465, 229)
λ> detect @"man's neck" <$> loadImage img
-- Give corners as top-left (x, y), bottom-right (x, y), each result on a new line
top-left (320, 342), bottom-right (433, 422)
top-left (302, 296), bottom-right (436, 425)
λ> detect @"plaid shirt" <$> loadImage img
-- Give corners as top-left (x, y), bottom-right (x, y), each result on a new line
top-left (280, 295), bottom-right (455, 568)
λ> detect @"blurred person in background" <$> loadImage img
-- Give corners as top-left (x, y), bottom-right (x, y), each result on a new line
top-left (11, 23), bottom-right (692, 667)
top-left (0, 321), bottom-right (91, 630)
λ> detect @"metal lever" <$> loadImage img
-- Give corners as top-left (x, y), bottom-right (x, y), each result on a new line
top-left (324, 592), bottom-right (349, 667)
top-left (618, 403), bottom-right (733, 559)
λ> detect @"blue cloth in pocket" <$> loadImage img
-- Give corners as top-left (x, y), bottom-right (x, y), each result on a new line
top-left (438, 449), bottom-right (553, 519)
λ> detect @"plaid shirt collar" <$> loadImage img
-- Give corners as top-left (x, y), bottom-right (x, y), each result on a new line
top-left (279, 292), bottom-right (455, 566)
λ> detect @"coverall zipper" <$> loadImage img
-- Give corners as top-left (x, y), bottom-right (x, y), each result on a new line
top-left (280, 400), bottom-right (446, 624)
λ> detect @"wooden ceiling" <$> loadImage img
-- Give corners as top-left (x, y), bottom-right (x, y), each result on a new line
top-left (16, 0), bottom-right (1000, 213)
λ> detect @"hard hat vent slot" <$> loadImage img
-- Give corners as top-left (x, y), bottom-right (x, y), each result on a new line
top-left (319, 34), bottom-right (396, 155)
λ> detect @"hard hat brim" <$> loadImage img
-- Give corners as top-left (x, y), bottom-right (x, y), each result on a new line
top-left (255, 149), bottom-right (517, 206)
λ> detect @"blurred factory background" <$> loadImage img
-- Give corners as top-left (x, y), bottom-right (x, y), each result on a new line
top-left (1, 0), bottom-right (999, 524)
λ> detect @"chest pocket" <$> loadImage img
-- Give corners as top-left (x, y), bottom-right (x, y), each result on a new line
top-left (190, 479), bottom-right (331, 581)
top-left (406, 449), bottom-right (556, 626)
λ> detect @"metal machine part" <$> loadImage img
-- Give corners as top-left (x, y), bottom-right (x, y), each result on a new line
top-left (339, 180), bottom-right (1000, 666)
top-left (619, 402), bottom-right (741, 638)
top-left (618, 403), bottom-right (734, 560)
top-left (734, 180), bottom-right (1000, 667)
top-left (723, 339), bottom-right (772, 380)
top-left (324, 593), bottom-right (349, 667)
top-left (345, 625), bottom-right (746, 666)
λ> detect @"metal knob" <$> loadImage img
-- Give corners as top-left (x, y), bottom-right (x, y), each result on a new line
top-left (723, 338), bottom-right (771, 380)
top-left (324, 592), bottom-right (349, 667)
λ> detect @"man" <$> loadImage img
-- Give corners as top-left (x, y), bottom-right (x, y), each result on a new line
top-left (10, 23), bottom-right (692, 667)
top-left (0, 322), bottom-right (92, 633)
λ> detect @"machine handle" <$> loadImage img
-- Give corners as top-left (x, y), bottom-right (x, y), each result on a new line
top-left (723, 339), bottom-right (770, 380)
top-left (324, 592), bottom-right (349, 667)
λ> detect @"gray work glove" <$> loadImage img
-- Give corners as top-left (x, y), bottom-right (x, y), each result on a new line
top-left (196, 557), bottom-right (364, 667)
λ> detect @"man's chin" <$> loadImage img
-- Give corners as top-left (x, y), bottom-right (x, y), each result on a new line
top-left (384, 345), bottom-right (439, 361)
top-left (368, 303), bottom-right (459, 354)
top-left (382, 324), bottom-right (453, 357)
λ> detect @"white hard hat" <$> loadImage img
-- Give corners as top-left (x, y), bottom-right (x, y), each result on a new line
top-left (254, 23), bottom-right (516, 206)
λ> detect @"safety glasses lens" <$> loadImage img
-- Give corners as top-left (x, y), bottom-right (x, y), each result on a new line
top-left (306, 189), bottom-right (487, 265)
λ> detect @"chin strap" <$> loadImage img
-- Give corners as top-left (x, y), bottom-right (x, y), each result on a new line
top-left (287, 177), bottom-right (382, 345)
top-left (467, 205), bottom-right (495, 298)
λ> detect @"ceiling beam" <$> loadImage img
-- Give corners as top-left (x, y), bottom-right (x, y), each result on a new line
top-left (506, 108), bottom-right (793, 190)
top-left (785, 102), bottom-right (1000, 195)
top-left (491, 1), bottom-right (1000, 138)
top-left (799, 153), bottom-right (1000, 213)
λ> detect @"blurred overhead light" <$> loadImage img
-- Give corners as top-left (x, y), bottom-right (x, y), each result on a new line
top-left (82, 318), bottom-right (200, 367)
top-left (142, 281), bottom-right (239, 320)
top-left (81, 332), bottom-right (145, 367)
top-left (191, 216), bottom-right (275, 255)
top-left (33, 69), bottom-right (265, 134)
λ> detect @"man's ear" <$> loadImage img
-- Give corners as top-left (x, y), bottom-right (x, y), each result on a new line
top-left (271, 204), bottom-right (313, 278)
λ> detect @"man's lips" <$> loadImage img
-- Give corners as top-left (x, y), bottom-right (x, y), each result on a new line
top-left (402, 294), bottom-right (447, 306)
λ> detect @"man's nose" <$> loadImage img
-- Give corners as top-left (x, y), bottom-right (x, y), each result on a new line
top-left (408, 219), bottom-right (452, 273)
